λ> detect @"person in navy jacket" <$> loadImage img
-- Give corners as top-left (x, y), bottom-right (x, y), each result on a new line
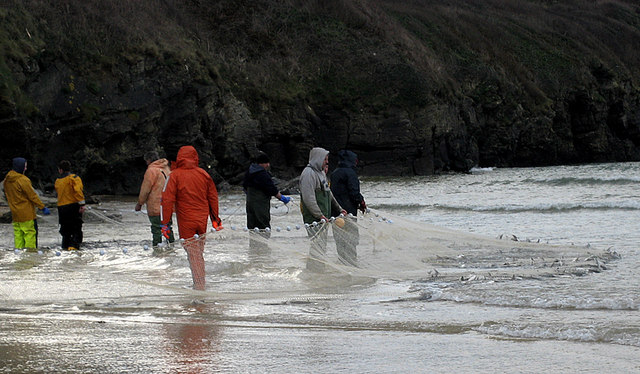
top-left (330, 150), bottom-right (366, 266)
top-left (243, 152), bottom-right (290, 250)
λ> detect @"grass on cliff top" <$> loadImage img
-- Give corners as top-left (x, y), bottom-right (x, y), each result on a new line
top-left (204, 0), bottom-right (640, 111)
top-left (2, 0), bottom-right (217, 78)
top-left (383, 0), bottom-right (640, 95)
top-left (3, 0), bottom-right (640, 117)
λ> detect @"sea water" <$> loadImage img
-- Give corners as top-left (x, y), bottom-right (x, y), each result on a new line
top-left (1, 162), bottom-right (639, 373)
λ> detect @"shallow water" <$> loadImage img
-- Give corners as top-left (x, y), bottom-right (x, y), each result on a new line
top-left (1, 162), bottom-right (639, 373)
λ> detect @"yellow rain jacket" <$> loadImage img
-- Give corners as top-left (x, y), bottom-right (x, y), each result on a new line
top-left (55, 173), bottom-right (85, 206)
top-left (3, 170), bottom-right (45, 222)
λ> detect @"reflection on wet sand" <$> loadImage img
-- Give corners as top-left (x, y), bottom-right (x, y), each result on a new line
top-left (162, 302), bottom-right (221, 373)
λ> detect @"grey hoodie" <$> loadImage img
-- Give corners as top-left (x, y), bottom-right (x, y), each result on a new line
top-left (299, 147), bottom-right (341, 220)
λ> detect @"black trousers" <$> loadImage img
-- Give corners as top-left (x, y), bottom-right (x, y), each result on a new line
top-left (58, 203), bottom-right (83, 249)
top-left (246, 188), bottom-right (272, 252)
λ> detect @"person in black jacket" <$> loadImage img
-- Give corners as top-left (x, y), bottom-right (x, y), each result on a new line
top-left (330, 150), bottom-right (367, 266)
top-left (243, 153), bottom-right (291, 250)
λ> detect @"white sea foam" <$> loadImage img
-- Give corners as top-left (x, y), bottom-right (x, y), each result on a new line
top-left (435, 291), bottom-right (639, 311)
top-left (476, 323), bottom-right (640, 347)
top-left (433, 200), bottom-right (640, 213)
top-left (470, 167), bottom-right (495, 173)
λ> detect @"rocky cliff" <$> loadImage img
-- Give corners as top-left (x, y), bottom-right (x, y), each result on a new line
top-left (2, 0), bottom-right (640, 194)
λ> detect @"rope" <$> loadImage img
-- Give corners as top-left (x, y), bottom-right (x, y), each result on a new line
top-left (85, 206), bottom-right (124, 225)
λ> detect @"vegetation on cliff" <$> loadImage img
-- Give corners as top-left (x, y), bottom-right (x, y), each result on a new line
top-left (1, 0), bottom-right (640, 193)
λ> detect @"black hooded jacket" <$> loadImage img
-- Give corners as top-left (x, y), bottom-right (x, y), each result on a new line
top-left (243, 163), bottom-right (279, 229)
top-left (243, 164), bottom-right (278, 197)
top-left (330, 150), bottom-right (364, 216)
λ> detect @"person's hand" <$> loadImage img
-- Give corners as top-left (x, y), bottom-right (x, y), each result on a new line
top-left (340, 209), bottom-right (347, 217)
top-left (134, 203), bottom-right (142, 211)
top-left (279, 195), bottom-right (291, 204)
top-left (79, 205), bottom-right (86, 214)
top-left (161, 224), bottom-right (172, 239)
top-left (358, 200), bottom-right (367, 214)
top-left (319, 215), bottom-right (329, 223)
top-left (41, 207), bottom-right (51, 215)
top-left (212, 216), bottom-right (223, 231)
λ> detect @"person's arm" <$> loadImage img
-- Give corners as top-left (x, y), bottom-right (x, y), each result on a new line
top-left (73, 177), bottom-right (86, 213)
top-left (256, 171), bottom-right (290, 203)
top-left (346, 170), bottom-right (364, 205)
top-left (330, 192), bottom-right (346, 217)
top-left (22, 178), bottom-right (44, 210)
top-left (136, 169), bottom-right (154, 211)
top-left (207, 176), bottom-right (221, 228)
top-left (160, 174), bottom-right (176, 225)
top-left (300, 170), bottom-right (324, 219)
top-left (255, 170), bottom-right (279, 197)
top-left (73, 176), bottom-right (85, 204)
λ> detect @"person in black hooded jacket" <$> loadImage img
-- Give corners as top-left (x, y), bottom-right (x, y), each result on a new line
top-left (330, 150), bottom-right (367, 266)
top-left (243, 153), bottom-right (291, 250)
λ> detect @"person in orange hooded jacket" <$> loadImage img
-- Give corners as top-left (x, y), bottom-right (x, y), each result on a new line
top-left (135, 151), bottom-right (175, 247)
top-left (160, 145), bottom-right (221, 290)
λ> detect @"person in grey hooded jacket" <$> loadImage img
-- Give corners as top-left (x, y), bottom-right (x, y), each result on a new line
top-left (299, 147), bottom-right (346, 271)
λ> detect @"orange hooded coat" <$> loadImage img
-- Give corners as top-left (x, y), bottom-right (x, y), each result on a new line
top-left (160, 146), bottom-right (220, 238)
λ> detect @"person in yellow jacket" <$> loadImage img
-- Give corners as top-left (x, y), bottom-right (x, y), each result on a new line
top-left (55, 160), bottom-right (85, 250)
top-left (3, 157), bottom-right (50, 249)
top-left (135, 151), bottom-right (175, 247)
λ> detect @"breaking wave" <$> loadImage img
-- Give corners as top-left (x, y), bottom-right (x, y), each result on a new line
top-left (525, 176), bottom-right (640, 186)
top-left (433, 201), bottom-right (640, 213)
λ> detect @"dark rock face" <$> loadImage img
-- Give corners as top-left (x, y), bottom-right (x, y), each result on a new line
top-left (3, 59), bottom-right (265, 194)
top-left (3, 56), bottom-right (640, 195)
top-left (2, 1), bottom-right (640, 195)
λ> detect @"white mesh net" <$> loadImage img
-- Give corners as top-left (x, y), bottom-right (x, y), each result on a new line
top-left (178, 199), bottom-right (620, 285)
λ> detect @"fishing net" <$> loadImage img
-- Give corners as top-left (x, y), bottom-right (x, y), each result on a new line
top-left (177, 199), bottom-right (621, 285)
top-left (0, 195), bottom-right (622, 305)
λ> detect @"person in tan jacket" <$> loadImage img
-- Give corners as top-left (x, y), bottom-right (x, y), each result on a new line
top-left (4, 157), bottom-right (50, 249)
top-left (135, 151), bottom-right (175, 246)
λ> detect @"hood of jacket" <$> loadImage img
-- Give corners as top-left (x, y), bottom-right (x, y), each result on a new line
top-left (307, 147), bottom-right (329, 172)
top-left (149, 158), bottom-right (170, 171)
top-left (4, 169), bottom-right (24, 183)
top-left (176, 146), bottom-right (199, 169)
top-left (337, 150), bottom-right (357, 169)
top-left (248, 163), bottom-right (266, 174)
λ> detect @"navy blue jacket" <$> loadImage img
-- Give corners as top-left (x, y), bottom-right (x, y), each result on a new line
top-left (243, 163), bottom-right (279, 229)
top-left (330, 150), bottom-right (364, 216)
top-left (243, 164), bottom-right (278, 196)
